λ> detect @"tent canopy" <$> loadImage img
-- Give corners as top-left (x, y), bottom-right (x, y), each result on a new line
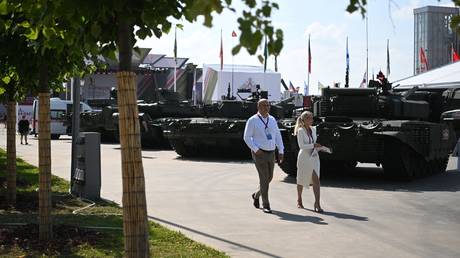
top-left (393, 61), bottom-right (460, 89)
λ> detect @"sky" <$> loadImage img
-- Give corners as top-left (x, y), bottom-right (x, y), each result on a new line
top-left (136, 0), bottom-right (456, 95)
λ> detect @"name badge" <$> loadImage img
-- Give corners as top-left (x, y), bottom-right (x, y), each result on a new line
top-left (265, 129), bottom-right (272, 140)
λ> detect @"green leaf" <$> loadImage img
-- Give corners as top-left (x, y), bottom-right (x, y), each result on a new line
top-left (0, 0), bottom-right (7, 15)
top-left (232, 44), bottom-right (242, 55)
top-left (20, 21), bottom-right (31, 28)
top-left (245, 0), bottom-right (256, 8)
top-left (257, 54), bottom-right (264, 64)
top-left (24, 27), bottom-right (39, 40)
top-left (2, 76), bottom-right (11, 85)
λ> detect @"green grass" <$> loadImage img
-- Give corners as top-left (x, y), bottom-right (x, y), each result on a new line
top-left (0, 148), bottom-right (228, 257)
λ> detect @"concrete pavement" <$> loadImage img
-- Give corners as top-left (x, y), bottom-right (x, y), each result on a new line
top-left (1, 128), bottom-right (460, 258)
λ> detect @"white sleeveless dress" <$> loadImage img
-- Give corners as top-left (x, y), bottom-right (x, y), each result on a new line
top-left (296, 127), bottom-right (320, 188)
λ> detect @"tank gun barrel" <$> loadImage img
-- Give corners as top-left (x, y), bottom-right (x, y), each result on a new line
top-left (281, 79), bottom-right (289, 91)
top-left (401, 86), bottom-right (419, 99)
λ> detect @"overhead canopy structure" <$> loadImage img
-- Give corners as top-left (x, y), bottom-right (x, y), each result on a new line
top-left (141, 54), bottom-right (188, 69)
top-left (393, 61), bottom-right (460, 89)
top-left (202, 64), bottom-right (281, 103)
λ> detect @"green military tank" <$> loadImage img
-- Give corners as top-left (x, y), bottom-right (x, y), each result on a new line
top-left (80, 89), bottom-right (202, 147)
top-left (163, 86), bottom-right (295, 158)
top-left (278, 80), bottom-right (457, 180)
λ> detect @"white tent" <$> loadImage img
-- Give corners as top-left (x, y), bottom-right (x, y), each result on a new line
top-left (393, 61), bottom-right (460, 89)
top-left (202, 64), bottom-right (281, 103)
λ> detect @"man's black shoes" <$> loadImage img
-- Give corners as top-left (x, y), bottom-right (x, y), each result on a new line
top-left (263, 207), bottom-right (272, 214)
top-left (251, 193), bottom-right (260, 209)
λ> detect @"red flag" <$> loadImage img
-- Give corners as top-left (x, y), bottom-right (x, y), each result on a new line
top-left (453, 47), bottom-right (460, 62)
top-left (307, 36), bottom-right (311, 74)
top-left (219, 30), bottom-right (223, 70)
top-left (231, 30), bottom-right (237, 37)
top-left (419, 47), bottom-right (429, 72)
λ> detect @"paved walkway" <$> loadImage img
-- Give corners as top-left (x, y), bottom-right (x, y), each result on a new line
top-left (1, 129), bottom-right (460, 258)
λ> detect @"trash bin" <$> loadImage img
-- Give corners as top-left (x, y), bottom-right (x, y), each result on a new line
top-left (71, 132), bottom-right (101, 200)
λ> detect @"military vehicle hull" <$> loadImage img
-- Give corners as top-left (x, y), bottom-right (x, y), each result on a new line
top-left (278, 85), bottom-right (458, 180)
top-left (164, 117), bottom-right (250, 158)
top-left (279, 118), bottom-right (454, 180)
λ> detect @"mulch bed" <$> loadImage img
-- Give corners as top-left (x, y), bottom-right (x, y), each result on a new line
top-left (0, 224), bottom-right (103, 255)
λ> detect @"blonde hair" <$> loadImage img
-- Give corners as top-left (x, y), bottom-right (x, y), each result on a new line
top-left (294, 111), bottom-right (313, 136)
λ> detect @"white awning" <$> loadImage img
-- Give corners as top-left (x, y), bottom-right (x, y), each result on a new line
top-left (393, 61), bottom-right (460, 89)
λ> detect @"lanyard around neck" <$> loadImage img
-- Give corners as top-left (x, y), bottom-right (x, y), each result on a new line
top-left (257, 115), bottom-right (269, 129)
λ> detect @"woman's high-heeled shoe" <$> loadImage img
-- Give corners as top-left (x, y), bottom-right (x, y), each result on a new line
top-left (314, 202), bottom-right (324, 213)
top-left (297, 199), bottom-right (304, 209)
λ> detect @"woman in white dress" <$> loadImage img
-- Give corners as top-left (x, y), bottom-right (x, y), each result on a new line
top-left (294, 111), bottom-right (323, 212)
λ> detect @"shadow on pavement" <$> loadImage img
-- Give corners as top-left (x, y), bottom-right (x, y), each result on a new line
top-left (281, 166), bottom-right (460, 193)
top-left (148, 215), bottom-right (283, 258)
top-left (174, 156), bottom-right (253, 165)
top-left (270, 210), bottom-right (328, 225)
top-left (302, 209), bottom-right (369, 221)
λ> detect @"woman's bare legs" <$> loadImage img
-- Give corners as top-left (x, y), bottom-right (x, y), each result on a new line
top-left (312, 171), bottom-right (323, 212)
top-left (296, 184), bottom-right (304, 208)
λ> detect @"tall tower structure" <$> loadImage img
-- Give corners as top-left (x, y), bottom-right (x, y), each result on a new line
top-left (414, 6), bottom-right (460, 74)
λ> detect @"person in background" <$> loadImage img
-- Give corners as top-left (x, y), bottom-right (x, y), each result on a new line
top-left (18, 115), bottom-right (30, 145)
top-left (2, 114), bottom-right (6, 128)
top-left (243, 98), bottom-right (284, 214)
top-left (294, 111), bottom-right (324, 213)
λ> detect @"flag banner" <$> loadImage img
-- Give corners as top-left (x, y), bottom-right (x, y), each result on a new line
top-left (232, 30), bottom-right (237, 37)
top-left (308, 36), bottom-right (312, 74)
top-left (220, 30), bottom-right (223, 70)
top-left (386, 39), bottom-right (390, 77)
top-left (304, 81), bottom-right (309, 96)
top-left (359, 71), bottom-right (367, 88)
top-left (453, 47), bottom-right (460, 62)
top-left (263, 36), bottom-right (268, 72)
top-left (420, 47), bottom-right (429, 72)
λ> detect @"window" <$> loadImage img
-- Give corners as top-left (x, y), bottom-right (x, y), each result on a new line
top-left (50, 110), bottom-right (66, 121)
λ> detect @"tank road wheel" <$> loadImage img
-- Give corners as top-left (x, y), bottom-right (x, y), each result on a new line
top-left (428, 157), bottom-right (449, 175)
top-left (383, 139), bottom-right (416, 180)
top-left (383, 138), bottom-right (437, 180)
top-left (278, 151), bottom-right (298, 176)
top-left (171, 140), bottom-right (196, 158)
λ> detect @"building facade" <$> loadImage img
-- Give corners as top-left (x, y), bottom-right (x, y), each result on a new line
top-left (414, 6), bottom-right (460, 74)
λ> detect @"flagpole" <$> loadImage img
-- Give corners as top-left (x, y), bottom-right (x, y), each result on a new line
top-left (365, 13), bottom-right (369, 87)
top-left (307, 34), bottom-right (310, 93)
top-left (232, 33), bottom-right (235, 97)
top-left (386, 39), bottom-right (390, 78)
top-left (174, 26), bottom-right (177, 92)
top-left (345, 36), bottom-right (349, 88)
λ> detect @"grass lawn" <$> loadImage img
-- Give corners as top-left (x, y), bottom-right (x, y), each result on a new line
top-left (0, 148), bottom-right (228, 257)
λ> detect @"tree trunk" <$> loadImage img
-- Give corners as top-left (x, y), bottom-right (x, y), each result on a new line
top-left (38, 59), bottom-right (52, 243)
top-left (117, 20), bottom-right (150, 257)
top-left (6, 101), bottom-right (16, 206)
top-left (38, 92), bottom-right (52, 241)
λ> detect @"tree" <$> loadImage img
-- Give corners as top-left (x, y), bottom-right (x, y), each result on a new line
top-left (0, 14), bottom-right (41, 207)
top-left (66, 1), bottom-right (283, 256)
top-left (1, 0), bottom-right (96, 241)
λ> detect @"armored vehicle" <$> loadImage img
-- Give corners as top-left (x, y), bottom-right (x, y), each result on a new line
top-left (79, 89), bottom-right (201, 147)
top-left (278, 81), bottom-right (457, 180)
top-left (163, 88), bottom-right (295, 158)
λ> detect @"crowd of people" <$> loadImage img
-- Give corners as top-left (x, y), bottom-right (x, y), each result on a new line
top-left (244, 99), bottom-right (325, 214)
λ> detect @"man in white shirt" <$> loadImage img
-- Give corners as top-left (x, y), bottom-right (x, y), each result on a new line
top-left (243, 99), bottom-right (284, 213)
